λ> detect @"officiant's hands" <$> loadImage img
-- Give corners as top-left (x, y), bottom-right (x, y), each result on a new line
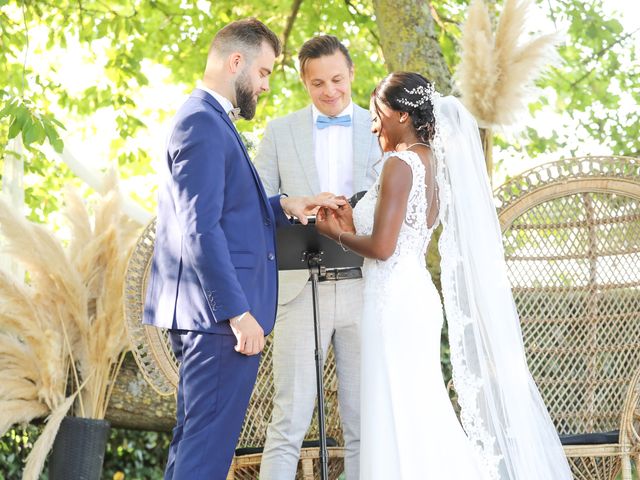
top-left (280, 192), bottom-right (346, 225)
top-left (316, 199), bottom-right (356, 240)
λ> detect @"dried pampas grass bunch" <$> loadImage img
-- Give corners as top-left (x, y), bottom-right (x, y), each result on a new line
top-left (63, 171), bottom-right (139, 420)
top-left (0, 170), bottom-right (139, 479)
top-left (457, 0), bottom-right (558, 128)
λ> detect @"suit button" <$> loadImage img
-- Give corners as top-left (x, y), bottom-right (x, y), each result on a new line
top-left (268, 252), bottom-right (275, 261)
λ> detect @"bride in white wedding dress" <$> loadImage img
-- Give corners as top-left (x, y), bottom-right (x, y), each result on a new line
top-left (316, 72), bottom-right (572, 480)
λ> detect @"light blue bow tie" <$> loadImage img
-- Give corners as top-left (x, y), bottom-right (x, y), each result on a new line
top-left (316, 114), bottom-right (352, 130)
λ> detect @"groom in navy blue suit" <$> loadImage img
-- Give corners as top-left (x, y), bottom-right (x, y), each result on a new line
top-left (143, 19), bottom-right (344, 480)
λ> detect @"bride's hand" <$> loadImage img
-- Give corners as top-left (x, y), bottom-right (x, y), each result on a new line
top-left (332, 200), bottom-right (356, 235)
top-left (316, 207), bottom-right (340, 240)
top-left (316, 203), bottom-right (355, 241)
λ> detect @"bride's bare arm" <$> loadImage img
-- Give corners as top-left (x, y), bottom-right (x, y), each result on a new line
top-left (317, 156), bottom-right (412, 260)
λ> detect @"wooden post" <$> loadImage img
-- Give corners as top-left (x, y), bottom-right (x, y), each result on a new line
top-left (480, 127), bottom-right (494, 184)
top-left (1, 137), bottom-right (25, 278)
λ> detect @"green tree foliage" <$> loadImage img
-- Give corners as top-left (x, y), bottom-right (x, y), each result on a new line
top-left (103, 429), bottom-right (171, 480)
top-left (0, 1), bottom-right (384, 221)
top-left (1, 0), bottom-right (636, 222)
top-left (524, 1), bottom-right (639, 158)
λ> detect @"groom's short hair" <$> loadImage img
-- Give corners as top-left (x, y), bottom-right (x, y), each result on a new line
top-left (209, 18), bottom-right (281, 59)
top-left (298, 35), bottom-right (353, 76)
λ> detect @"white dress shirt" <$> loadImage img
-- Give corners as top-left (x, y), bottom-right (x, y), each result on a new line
top-left (312, 102), bottom-right (354, 197)
top-left (197, 85), bottom-right (234, 115)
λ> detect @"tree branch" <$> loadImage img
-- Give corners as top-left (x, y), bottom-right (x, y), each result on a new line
top-left (280, 0), bottom-right (303, 70)
top-left (20, 1), bottom-right (29, 97)
top-left (33, 0), bottom-right (138, 20)
top-left (428, 3), bottom-right (446, 30)
top-left (344, 0), bottom-right (381, 45)
top-left (567, 26), bottom-right (640, 89)
top-left (547, 0), bottom-right (558, 29)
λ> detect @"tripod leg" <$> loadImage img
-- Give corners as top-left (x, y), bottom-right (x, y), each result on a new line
top-left (310, 270), bottom-right (329, 480)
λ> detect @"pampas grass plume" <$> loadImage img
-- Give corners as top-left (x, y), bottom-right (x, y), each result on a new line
top-left (458, 0), bottom-right (558, 128)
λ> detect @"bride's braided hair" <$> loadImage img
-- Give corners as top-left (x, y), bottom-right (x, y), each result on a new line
top-left (372, 72), bottom-right (436, 145)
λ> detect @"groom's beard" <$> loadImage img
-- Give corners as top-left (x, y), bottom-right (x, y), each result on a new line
top-left (235, 71), bottom-right (257, 120)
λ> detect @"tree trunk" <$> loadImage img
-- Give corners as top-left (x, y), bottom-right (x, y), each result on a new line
top-left (105, 353), bottom-right (175, 432)
top-left (372, 0), bottom-right (453, 291)
top-left (2, 138), bottom-right (25, 279)
top-left (373, 0), bottom-right (452, 94)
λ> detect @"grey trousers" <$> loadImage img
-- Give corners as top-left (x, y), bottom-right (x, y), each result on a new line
top-left (259, 278), bottom-right (363, 480)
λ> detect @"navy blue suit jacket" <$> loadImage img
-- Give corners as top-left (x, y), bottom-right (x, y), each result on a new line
top-left (143, 89), bottom-right (290, 336)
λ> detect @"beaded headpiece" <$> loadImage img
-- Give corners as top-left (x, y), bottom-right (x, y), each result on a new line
top-left (396, 84), bottom-right (435, 109)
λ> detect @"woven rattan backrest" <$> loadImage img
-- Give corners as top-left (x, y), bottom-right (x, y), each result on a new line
top-left (124, 219), bottom-right (344, 446)
top-left (124, 218), bottom-right (179, 396)
top-left (495, 156), bottom-right (640, 435)
top-left (237, 339), bottom-right (344, 448)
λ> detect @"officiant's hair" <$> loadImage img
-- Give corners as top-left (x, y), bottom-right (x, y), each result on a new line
top-left (209, 18), bottom-right (281, 59)
top-left (372, 72), bottom-right (436, 146)
top-left (298, 35), bottom-right (353, 76)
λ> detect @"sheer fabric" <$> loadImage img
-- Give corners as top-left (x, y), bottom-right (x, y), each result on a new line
top-left (434, 95), bottom-right (572, 479)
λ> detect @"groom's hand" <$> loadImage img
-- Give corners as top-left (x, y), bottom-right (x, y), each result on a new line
top-left (229, 312), bottom-right (265, 356)
top-left (280, 192), bottom-right (346, 225)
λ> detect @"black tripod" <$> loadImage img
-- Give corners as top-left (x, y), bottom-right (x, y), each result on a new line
top-left (304, 251), bottom-right (329, 480)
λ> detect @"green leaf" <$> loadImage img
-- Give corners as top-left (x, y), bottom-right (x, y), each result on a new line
top-left (50, 137), bottom-right (64, 153)
top-left (7, 116), bottom-right (21, 139)
top-left (22, 124), bottom-right (38, 146)
top-left (0, 100), bottom-right (16, 119)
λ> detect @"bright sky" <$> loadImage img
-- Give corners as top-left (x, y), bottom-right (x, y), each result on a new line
top-left (607, 0), bottom-right (640, 39)
top-left (18, 1), bottom-right (640, 204)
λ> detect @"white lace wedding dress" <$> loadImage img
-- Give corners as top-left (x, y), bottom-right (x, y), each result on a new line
top-left (350, 96), bottom-right (572, 480)
top-left (353, 150), bottom-right (488, 479)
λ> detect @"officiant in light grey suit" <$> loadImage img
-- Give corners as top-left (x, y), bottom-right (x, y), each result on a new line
top-left (254, 35), bottom-right (380, 480)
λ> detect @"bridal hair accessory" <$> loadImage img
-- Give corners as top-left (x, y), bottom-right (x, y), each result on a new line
top-left (396, 84), bottom-right (435, 109)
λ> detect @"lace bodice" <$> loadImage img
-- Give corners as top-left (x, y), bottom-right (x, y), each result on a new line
top-left (353, 150), bottom-right (437, 264)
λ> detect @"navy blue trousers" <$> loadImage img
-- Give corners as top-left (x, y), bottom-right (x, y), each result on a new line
top-left (164, 331), bottom-right (261, 480)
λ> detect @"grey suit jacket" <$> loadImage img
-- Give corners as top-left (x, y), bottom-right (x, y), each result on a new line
top-left (255, 103), bottom-right (381, 304)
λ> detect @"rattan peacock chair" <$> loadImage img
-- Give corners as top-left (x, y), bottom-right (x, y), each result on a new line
top-left (124, 219), bottom-right (345, 480)
top-left (495, 155), bottom-right (640, 480)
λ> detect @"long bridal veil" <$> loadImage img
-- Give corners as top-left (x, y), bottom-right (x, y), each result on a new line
top-left (433, 95), bottom-right (572, 479)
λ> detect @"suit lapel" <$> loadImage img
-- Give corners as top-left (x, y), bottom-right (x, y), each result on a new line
top-left (352, 105), bottom-right (373, 193)
top-left (191, 89), bottom-right (271, 214)
top-left (291, 107), bottom-right (321, 194)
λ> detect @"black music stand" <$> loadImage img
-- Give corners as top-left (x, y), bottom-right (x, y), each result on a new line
top-left (276, 218), bottom-right (363, 480)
